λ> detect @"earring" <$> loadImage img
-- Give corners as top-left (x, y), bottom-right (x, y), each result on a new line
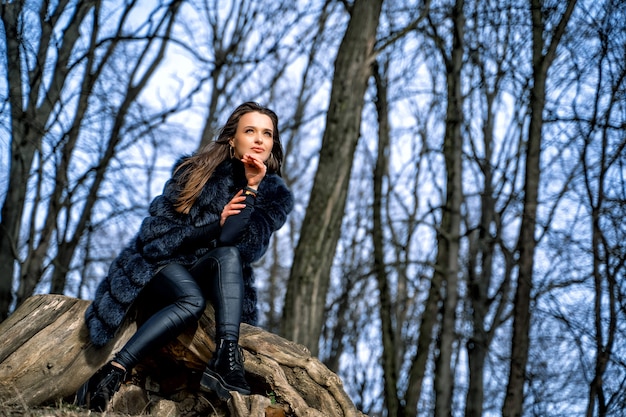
top-left (229, 146), bottom-right (235, 159)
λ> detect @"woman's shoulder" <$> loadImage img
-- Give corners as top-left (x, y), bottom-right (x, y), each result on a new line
top-left (192, 160), bottom-right (234, 210)
top-left (171, 154), bottom-right (193, 175)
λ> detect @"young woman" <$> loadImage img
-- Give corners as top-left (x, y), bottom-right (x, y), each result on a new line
top-left (79, 102), bottom-right (293, 411)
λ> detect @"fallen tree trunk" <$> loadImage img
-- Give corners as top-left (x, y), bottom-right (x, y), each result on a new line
top-left (0, 295), bottom-right (366, 417)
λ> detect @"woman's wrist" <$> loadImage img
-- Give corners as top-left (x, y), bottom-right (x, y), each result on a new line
top-left (244, 185), bottom-right (258, 197)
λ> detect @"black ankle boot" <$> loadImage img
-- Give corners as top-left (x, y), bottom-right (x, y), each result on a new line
top-left (200, 339), bottom-right (251, 398)
top-left (77, 362), bottom-right (126, 411)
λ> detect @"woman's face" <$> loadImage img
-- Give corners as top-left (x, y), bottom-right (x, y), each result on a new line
top-left (229, 111), bottom-right (274, 162)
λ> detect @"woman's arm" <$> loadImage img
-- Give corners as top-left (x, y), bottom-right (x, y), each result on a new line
top-left (235, 175), bottom-right (294, 263)
top-left (136, 174), bottom-right (218, 260)
top-left (219, 192), bottom-right (256, 245)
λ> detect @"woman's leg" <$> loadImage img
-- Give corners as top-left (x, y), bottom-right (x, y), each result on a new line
top-left (80, 263), bottom-right (205, 411)
top-left (189, 246), bottom-right (250, 397)
top-left (114, 263), bottom-right (206, 369)
top-left (190, 246), bottom-right (244, 342)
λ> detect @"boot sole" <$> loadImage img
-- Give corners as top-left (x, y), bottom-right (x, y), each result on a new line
top-left (200, 369), bottom-right (251, 398)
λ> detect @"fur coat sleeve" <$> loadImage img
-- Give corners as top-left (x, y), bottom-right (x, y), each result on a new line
top-left (236, 172), bottom-right (293, 264)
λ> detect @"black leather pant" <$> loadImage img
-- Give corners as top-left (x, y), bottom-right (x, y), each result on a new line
top-left (114, 246), bottom-right (244, 370)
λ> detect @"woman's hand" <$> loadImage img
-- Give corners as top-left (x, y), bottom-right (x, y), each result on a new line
top-left (241, 153), bottom-right (267, 189)
top-left (220, 190), bottom-right (246, 226)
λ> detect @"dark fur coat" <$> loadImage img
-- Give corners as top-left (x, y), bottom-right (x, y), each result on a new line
top-left (85, 158), bottom-right (293, 347)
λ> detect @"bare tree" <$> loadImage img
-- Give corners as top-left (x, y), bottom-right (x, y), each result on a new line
top-left (183, 0), bottom-right (307, 150)
top-left (259, 0), bottom-right (340, 333)
top-left (425, 1), bottom-right (466, 415)
top-left (0, 0), bottom-right (189, 319)
top-left (281, 0), bottom-right (384, 357)
top-left (371, 58), bottom-right (402, 416)
top-left (503, 0), bottom-right (579, 415)
top-left (462, 1), bottom-right (527, 415)
top-left (568, 2), bottom-right (626, 414)
top-left (340, 0), bottom-right (622, 414)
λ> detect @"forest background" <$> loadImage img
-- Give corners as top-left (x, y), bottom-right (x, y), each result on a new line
top-left (1, 0), bottom-right (625, 416)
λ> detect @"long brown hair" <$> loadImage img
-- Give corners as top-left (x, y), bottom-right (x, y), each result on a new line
top-left (174, 102), bottom-right (284, 214)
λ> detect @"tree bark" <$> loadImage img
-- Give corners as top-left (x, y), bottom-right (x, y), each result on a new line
top-left (0, 295), bottom-right (366, 417)
top-left (281, 0), bottom-right (384, 357)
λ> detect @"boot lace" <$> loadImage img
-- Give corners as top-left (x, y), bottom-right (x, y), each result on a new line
top-left (224, 341), bottom-right (245, 371)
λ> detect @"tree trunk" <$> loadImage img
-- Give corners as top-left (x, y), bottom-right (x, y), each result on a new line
top-left (281, 0), bottom-right (384, 356)
top-left (0, 295), bottom-right (366, 417)
top-left (464, 90), bottom-right (495, 417)
top-left (0, 1), bottom-right (43, 320)
top-left (502, 1), bottom-right (578, 416)
top-left (371, 60), bottom-right (401, 417)
top-left (432, 1), bottom-right (465, 416)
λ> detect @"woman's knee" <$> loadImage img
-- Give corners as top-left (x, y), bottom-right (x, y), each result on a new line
top-left (178, 290), bottom-right (206, 321)
top-left (189, 246), bottom-right (243, 286)
top-left (154, 264), bottom-right (206, 320)
top-left (212, 246), bottom-right (241, 263)
top-left (214, 247), bottom-right (244, 278)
